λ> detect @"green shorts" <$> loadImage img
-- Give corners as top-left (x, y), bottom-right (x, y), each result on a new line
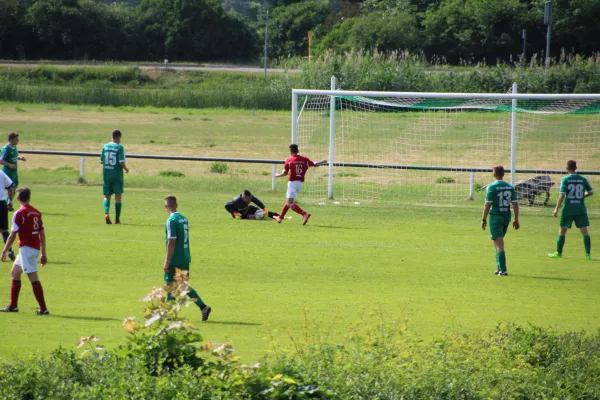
top-left (489, 215), bottom-right (510, 240)
top-left (4, 171), bottom-right (17, 187)
top-left (560, 213), bottom-right (589, 229)
top-left (103, 180), bottom-right (123, 196)
top-left (164, 264), bottom-right (190, 283)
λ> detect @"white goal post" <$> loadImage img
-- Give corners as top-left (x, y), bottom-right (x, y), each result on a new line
top-left (291, 78), bottom-right (600, 211)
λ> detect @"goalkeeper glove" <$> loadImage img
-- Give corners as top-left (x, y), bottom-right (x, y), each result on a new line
top-left (232, 212), bottom-right (240, 218)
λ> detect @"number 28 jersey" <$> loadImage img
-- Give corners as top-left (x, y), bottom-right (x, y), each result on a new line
top-left (166, 212), bottom-right (191, 266)
top-left (100, 142), bottom-right (126, 183)
top-left (284, 155), bottom-right (316, 182)
top-left (12, 204), bottom-right (44, 250)
top-left (485, 180), bottom-right (518, 218)
top-left (560, 174), bottom-right (593, 216)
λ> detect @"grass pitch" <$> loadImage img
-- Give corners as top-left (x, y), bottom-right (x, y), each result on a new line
top-left (0, 103), bottom-right (599, 362)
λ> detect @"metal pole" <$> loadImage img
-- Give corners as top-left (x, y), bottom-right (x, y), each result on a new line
top-left (521, 29), bottom-right (526, 68)
top-left (327, 76), bottom-right (336, 199)
top-left (272, 163), bottom-right (277, 192)
top-left (510, 83), bottom-right (518, 186)
top-left (469, 171), bottom-right (475, 200)
top-left (80, 156), bottom-right (85, 180)
top-left (291, 91), bottom-right (298, 144)
top-left (264, 11), bottom-right (269, 78)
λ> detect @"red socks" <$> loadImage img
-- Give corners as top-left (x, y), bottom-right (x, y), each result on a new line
top-left (10, 280), bottom-right (21, 308)
top-left (31, 281), bottom-right (47, 312)
top-left (279, 204), bottom-right (290, 218)
top-left (291, 204), bottom-right (305, 215)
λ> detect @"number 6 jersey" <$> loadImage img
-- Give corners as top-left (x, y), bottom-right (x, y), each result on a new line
top-left (12, 204), bottom-right (44, 250)
top-left (560, 174), bottom-right (593, 216)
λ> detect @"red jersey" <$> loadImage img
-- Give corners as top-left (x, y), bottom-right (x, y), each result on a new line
top-left (12, 204), bottom-right (44, 250)
top-left (284, 154), bottom-right (315, 182)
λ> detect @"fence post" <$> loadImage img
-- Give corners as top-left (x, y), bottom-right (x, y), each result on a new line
top-left (469, 171), bottom-right (475, 200)
top-left (272, 163), bottom-right (277, 192)
top-left (327, 76), bottom-right (336, 199)
top-left (80, 156), bottom-right (85, 181)
top-left (510, 83), bottom-right (518, 186)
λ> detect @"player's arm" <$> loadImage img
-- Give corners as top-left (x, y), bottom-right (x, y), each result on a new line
top-left (314, 159), bottom-right (328, 167)
top-left (553, 193), bottom-right (565, 217)
top-left (512, 201), bottom-right (520, 230)
top-left (39, 229), bottom-right (47, 266)
top-left (275, 163), bottom-right (289, 178)
top-left (0, 160), bottom-right (15, 169)
top-left (119, 147), bottom-right (129, 173)
top-left (481, 202), bottom-right (491, 230)
top-left (585, 180), bottom-right (593, 197)
top-left (17, 156), bottom-right (26, 162)
top-left (252, 196), bottom-right (266, 210)
top-left (164, 239), bottom-right (176, 273)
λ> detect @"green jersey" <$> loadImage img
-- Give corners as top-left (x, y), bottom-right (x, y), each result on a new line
top-left (100, 142), bottom-right (126, 182)
top-left (559, 174), bottom-right (593, 216)
top-left (485, 180), bottom-right (518, 218)
top-left (0, 144), bottom-right (18, 174)
top-left (166, 212), bottom-right (191, 266)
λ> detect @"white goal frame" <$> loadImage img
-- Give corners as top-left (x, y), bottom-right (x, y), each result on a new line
top-left (292, 77), bottom-right (600, 200)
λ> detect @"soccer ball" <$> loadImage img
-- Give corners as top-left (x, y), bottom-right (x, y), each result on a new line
top-left (254, 209), bottom-right (265, 220)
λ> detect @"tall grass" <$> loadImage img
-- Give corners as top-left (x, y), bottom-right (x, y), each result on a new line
top-left (1, 54), bottom-right (599, 110)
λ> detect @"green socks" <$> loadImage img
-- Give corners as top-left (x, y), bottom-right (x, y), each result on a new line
top-left (103, 199), bottom-right (110, 214)
top-left (115, 202), bottom-right (122, 221)
top-left (584, 235), bottom-right (591, 255)
top-left (557, 235), bottom-right (565, 254)
top-left (498, 251), bottom-right (506, 273)
top-left (187, 287), bottom-right (205, 308)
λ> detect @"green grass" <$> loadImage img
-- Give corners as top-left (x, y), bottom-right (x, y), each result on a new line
top-left (0, 103), bottom-right (599, 364)
top-left (0, 176), bottom-right (599, 363)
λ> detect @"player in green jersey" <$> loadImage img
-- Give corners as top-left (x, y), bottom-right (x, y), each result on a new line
top-left (481, 165), bottom-right (520, 276)
top-left (0, 132), bottom-right (26, 211)
top-left (549, 160), bottom-right (593, 260)
top-left (164, 196), bottom-right (211, 321)
top-left (100, 130), bottom-right (129, 224)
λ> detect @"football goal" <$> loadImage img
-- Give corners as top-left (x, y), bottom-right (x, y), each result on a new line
top-left (292, 78), bottom-right (600, 211)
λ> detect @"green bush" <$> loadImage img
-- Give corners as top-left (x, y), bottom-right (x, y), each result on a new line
top-left (158, 170), bottom-right (185, 178)
top-left (210, 162), bottom-right (229, 174)
top-left (436, 176), bottom-right (455, 183)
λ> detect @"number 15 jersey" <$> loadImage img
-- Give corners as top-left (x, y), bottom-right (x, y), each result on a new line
top-left (100, 142), bottom-right (126, 183)
top-left (12, 204), bottom-right (44, 250)
top-left (485, 180), bottom-right (518, 218)
top-left (284, 154), bottom-right (316, 182)
top-left (560, 174), bottom-right (593, 216)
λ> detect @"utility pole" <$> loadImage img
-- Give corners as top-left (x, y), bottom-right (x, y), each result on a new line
top-left (264, 10), bottom-right (269, 78)
top-left (544, 1), bottom-right (552, 71)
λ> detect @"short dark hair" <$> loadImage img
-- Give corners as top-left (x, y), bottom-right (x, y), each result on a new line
top-left (112, 129), bottom-right (122, 139)
top-left (493, 165), bottom-right (505, 177)
top-left (164, 196), bottom-right (177, 208)
top-left (16, 187), bottom-right (31, 203)
top-left (567, 160), bottom-right (577, 171)
top-left (8, 132), bottom-right (18, 141)
top-left (243, 189), bottom-right (252, 197)
top-left (289, 144), bottom-right (299, 154)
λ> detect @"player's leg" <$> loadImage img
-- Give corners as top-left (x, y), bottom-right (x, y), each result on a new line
top-left (22, 247), bottom-right (48, 314)
top-left (171, 267), bottom-right (211, 321)
top-left (114, 182), bottom-right (124, 223)
top-left (549, 217), bottom-right (570, 258)
top-left (246, 206), bottom-right (259, 220)
top-left (6, 173), bottom-right (17, 211)
top-left (276, 182), bottom-right (295, 223)
top-left (490, 216), bottom-right (508, 275)
top-left (103, 180), bottom-right (113, 224)
top-left (2, 262), bottom-right (23, 312)
top-left (577, 215), bottom-right (591, 259)
top-left (0, 201), bottom-right (14, 261)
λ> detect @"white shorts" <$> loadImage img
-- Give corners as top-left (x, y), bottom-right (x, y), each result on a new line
top-left (286, 181), bottom-right (304, 199)
top-left (15, 246), bottom-right (40, 274)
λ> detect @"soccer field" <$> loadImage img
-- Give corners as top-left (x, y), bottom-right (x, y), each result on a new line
top-left (0, 103), bottom-right (599, 363)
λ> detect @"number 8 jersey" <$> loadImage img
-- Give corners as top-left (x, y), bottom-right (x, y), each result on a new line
top-left (560, 174), bottom-right (593, 216)
top-left (485, 180), bottom-right (518, 217)
top-left (12, 204), bottom-right (44, 250)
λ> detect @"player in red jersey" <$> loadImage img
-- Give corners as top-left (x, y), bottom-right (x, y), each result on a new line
top-left (0, 187), bottom-right (49, 315)
top-left (274, 144), bottom-right (326, 225)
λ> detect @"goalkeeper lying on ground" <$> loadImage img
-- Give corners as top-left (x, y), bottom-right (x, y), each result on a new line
top-left (225, 190), bottom-right (279, 220)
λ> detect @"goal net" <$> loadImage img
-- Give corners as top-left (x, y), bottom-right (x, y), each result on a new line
top-left (293, 85), bottom-right (600, 212)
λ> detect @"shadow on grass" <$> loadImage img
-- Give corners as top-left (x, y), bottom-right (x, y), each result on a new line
top-left (51, 314), bottom-right (122, 322)
top-left (516, 275), bottom-right (590, 282)
top-left (206, 320), bottom-right (262, 326)
top-left (49, 261), bottom-right (71, 265)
